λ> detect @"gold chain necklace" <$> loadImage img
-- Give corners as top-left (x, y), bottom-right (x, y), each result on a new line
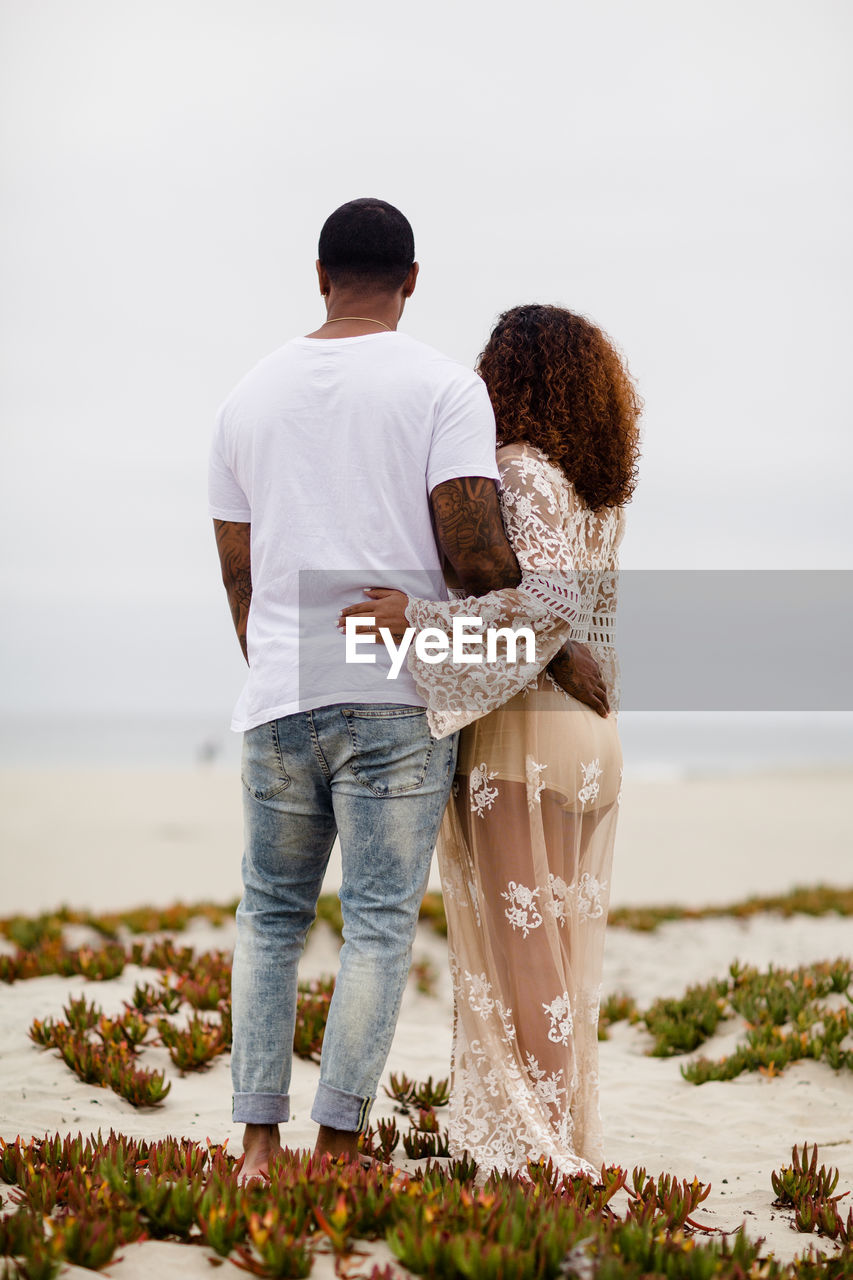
top-left (323, 316), bottom-right (392, 332)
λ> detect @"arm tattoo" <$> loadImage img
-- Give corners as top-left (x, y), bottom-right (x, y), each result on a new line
top-left (213, 519), bottom-right (252, 664)
top-left (429, 476), bottom-right (520, 596)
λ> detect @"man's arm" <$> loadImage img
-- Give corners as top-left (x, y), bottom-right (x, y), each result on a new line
top-left (547, 641), bottom-right (610, 717)
top-left (213, 519), bottom-right (252, 664)
top-left (429, 476), bottom-right (520, 596)
top-left (429, 477), bottom-right (609, 716)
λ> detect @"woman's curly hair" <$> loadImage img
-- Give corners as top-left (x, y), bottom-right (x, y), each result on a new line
top-left (477, 304), bottom-right (642, 511)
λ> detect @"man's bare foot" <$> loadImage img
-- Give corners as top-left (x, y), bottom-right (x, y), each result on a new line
top-left (313, 1123), bottom-right (359, 1163)
top-left (238, 1123), bottom-right (282, 1183)
top-left (312, 1126), bottom-right (409, 1186)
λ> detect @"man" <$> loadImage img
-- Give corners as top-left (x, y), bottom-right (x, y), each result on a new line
top-left (210, 198), bottom-right (606, 1179)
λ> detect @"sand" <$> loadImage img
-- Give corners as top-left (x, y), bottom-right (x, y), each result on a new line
top-left (1, 766), bottom-right (851, 915)
top-left (1, 766), bottom-right (853, 1275)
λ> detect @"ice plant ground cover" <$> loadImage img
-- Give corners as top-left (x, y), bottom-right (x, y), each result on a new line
top-left (1, 1128), bottom-right (853, 1277)
top-left (599, 957), bottom-right (853, 1079)
top-left (3, 884), bottom-right (853, 955)
top-left (2, 892), bottom-right (853, 1276)
top-left (7, 926), bottom-right (853, 1108)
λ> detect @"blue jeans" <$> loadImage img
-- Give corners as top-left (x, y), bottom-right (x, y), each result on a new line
top-left (231, 703), bottom-right (457, 1132)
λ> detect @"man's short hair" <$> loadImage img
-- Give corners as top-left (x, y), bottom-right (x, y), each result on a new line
top-left (318, 198), bottom-right (415, 291)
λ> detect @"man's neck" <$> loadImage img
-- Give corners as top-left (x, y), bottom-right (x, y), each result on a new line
top-left (306, 291), bottom-right (402, 340)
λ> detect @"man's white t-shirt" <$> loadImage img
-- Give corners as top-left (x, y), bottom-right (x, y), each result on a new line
top-left (208, 330), bottom-right (501, 732)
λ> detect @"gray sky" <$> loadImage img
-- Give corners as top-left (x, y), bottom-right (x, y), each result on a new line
top-left (1, 0), bottom-right (851, 718)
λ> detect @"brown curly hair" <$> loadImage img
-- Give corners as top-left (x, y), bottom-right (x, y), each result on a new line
top-left (477, 305), bottom-right (642, 511)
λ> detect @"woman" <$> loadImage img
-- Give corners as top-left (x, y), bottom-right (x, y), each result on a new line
top-left (342, 305), bottom-right (640, 1179)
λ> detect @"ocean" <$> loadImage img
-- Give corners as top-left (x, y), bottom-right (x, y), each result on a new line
top-left (1, 711), bottom-right (851, 780)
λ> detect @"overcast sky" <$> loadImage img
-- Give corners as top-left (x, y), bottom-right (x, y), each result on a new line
top-left (1, 0), bottom-right (851, 720)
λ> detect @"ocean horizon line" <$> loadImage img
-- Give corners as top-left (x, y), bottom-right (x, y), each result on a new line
top-left (0, 709), bottom-right (851, 780)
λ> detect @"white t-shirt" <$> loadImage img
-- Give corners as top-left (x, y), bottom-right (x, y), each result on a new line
top-left (208, 331), bottom-right (501, 732)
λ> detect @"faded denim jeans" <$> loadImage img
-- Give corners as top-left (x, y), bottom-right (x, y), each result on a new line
top-left (231, 703), bottom-right (457, 1132)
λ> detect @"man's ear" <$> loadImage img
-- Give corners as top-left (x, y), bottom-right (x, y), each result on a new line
top-left (402, 261), bottom-right (419, 298)
top-left (316, 260), bottom-right (331, 296)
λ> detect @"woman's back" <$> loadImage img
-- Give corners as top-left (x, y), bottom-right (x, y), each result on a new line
top-left (496, 441), bottom-right (624, 710)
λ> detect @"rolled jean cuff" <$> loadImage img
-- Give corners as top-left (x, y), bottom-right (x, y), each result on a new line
top-left (311, 1082), bottom-right (373, 1133)
top-left (232, 1092), bottom-right (290, 1124)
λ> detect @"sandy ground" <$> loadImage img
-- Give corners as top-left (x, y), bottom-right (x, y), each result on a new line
top-left (1, 766), bottom-right (851, 914)
top-left (2, 912), bottom-right (853, 1274)
top-left (1, 767), bottom-right (853, 1275)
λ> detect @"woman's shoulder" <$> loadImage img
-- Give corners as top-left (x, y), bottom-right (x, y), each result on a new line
top-left (497, 440), bottom-right (562, 478)
top-left (497, 441), bottom-right (626, 536)
top-left (496, 441), bottom-right (572, 499)
top-left (496, 439), bottom-right (548, 463)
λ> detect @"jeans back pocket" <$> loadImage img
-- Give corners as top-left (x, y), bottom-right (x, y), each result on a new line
top-left (342, 705), bottom-right (434, 797)
top-left (241, 722), bottom-right (292, 801)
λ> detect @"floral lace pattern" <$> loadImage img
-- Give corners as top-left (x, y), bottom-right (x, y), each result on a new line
top-left (525, 756), bottom-right (548, 809)
top-left (578, 759), bottom-right (602, 807)
top-left (469, 763), bottom-right (499, 817)
top-left (404, 446), bottom-right (624, 741)
top-left (526, 1053), bottom-right (567, 1108)
top-left (575, 873), bottom-right (608, 922)
top-left (412, 444), bottom-right (624, 1179)
top-left (544, 873), bottom-right (570, 926)
top-left (501, 881), bottom-right (543, 938)
top-left (543, 992), bottom-right (574, 1045)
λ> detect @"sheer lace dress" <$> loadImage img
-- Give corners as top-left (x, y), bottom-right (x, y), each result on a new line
top-left (404, 442), bottom-right (624, 1179)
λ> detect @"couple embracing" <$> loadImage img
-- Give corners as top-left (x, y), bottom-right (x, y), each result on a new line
top-left (209, 198), bottom-right (641, 1183)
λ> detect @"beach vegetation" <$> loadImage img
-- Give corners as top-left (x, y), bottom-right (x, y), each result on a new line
top-left (411, 955), bottom-right (438, 996)
top-left (643, 979), bottom-right (730, 1056)
top-left (26, 1015), bottom-right (172, 1107)
top-left (22, 948), bottom-right (337, 1116)
top-left (156, 1014), bottom-right (227, 1072)
top-left (598, 990), bottom-right (640, 1039)
top-left (359, 1117), bottom-right (401, 1165)
top-left (418, 890), bottom-right (449, 937)
top-left (385, 1072), bottom-right (451, 1112)
top-left (678, 960), bottom-right (853, 1084)
top-left (607, 884), bottom-right (853, 932)
top-left (128, 980), bottom-right (161, 1013)
top-left (4, 885), bottom-right (853, 985)
top-left (292, 976), bottom-right (334, 1063)
top-left (383, 1072), bottom-right (451, 1159)
top-left (772, 1145), bottom-right (853, 1245)
top-left (1, 1126), bottom-right (852, 1278)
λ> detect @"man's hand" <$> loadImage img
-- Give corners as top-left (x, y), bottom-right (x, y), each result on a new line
top-left (213, 519), bottom-right (252, 664)
top-left (430, 476), bottom-right (520, 596)
top-left (548, 641), bottom-right (610, 717)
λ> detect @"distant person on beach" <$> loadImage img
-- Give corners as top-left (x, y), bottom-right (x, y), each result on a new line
top-left (208, 199), bottom-right (605, 1181)
top-left (340, 305), bottom-right (640, 1177)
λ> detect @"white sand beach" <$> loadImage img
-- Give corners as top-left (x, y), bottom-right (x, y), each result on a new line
top-left (2, 765), bottom-right (851, 915)
top-left (2, 765), bottom-right (853, 1275)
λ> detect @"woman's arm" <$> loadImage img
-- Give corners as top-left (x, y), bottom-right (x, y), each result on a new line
top-left (337, 452), bottom-right (609, 735)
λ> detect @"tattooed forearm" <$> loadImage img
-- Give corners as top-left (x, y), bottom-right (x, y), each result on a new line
top-left (213, 519), bottom-right (252, 664)
top-left (429, 476), bottom-right (520, 595)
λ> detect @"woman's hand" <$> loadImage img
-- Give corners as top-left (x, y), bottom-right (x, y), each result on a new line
top-left (337, 588), bottom-right (411, 642)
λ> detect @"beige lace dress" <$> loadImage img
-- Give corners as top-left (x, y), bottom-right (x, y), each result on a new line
top-left (404, 442), bottom-right (624, 1179)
